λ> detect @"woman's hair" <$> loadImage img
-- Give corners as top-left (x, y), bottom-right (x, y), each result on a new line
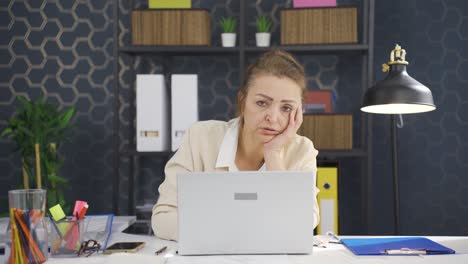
top-left (236, 49), bottom-right (306, 116)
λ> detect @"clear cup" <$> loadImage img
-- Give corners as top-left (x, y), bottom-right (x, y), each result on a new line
top-left (49, 217), bottom-right (87, 257)
top-left (8, 189), bottom-right (48, 263)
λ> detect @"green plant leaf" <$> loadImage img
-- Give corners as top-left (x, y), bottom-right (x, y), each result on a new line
top-left (256, 15), bottom-right (272, 33)
top-left (219, 16), bottom-right (237, 33)
top-left (4, 95), bottom-right (75, 211)
top-left (1, 127), bottom-right (12, 137)
top-left (48, 173), bottom-right (69, 184)
top-left (17, 96), bottom-right (31, 108)
top-left (59, 108), bottom-right (75, 128)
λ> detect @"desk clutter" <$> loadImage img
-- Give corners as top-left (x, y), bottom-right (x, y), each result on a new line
top-left (4, 195), bottom-right (114, 263)
top-left (7, 189), bottom-right (48, 264)
top-left (8, 208), bottom-right (47, 264)
top-left (48, 201), bottom-right (114, 257)
top-left (314, 233), bottom-right (456, 256)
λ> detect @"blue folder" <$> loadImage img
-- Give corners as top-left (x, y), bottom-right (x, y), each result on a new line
top-left (341, 237), bottom-right (455, 255)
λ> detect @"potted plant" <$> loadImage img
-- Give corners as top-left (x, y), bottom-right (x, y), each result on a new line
top-left (1, 96), bottom-right (75, 211)
top-left (255, 15), bottom-right (272, 47)
top-left (219, 16), bottom-right (237, 47)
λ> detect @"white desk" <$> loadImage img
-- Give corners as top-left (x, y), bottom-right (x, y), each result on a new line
top-left (50, 233), bottom-right (468, 264)
top-left (2, 217), bottom-right (468, 263)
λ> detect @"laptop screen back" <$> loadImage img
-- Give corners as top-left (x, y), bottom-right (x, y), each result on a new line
top-left (177, 171), bottom-right (316, 255)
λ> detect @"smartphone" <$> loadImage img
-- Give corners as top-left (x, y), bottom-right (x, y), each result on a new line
top-left (122, 222), bottom-right (153, 235)
top-left (103, 242), bottom-right (145, 254)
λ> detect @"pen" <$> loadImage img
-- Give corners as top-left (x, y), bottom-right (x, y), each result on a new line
top-left (155, 246), bottom-right (167, 255)
top-left (78, 204), bottom-right (89, 220)
top-left (47, 212), bottom-right (63, 239)
top-left (326, 231), bottom-right (342, 243)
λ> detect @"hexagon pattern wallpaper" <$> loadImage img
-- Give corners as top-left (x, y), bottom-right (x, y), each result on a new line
top-left (372, 0), bottom-right (468, 235)
top-left (0, 0), bottom-right (467, 235)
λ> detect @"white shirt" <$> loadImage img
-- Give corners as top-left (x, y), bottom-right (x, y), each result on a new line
top-left (215, 118), bottom-right (266, 171)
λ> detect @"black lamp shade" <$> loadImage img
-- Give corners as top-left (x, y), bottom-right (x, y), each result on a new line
top-left (361, 64), bottom-right (436, 114)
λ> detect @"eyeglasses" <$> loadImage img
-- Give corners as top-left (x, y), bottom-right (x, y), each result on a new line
top-left (77, 239), bottom-right (101, 257)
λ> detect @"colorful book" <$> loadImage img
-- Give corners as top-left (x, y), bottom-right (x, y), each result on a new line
top-left (149, 0), bottom-right (191, 9)
top-left (293, 0), bottom-right (336, 8)
top-left (304, 90), bottom-right (335, 113)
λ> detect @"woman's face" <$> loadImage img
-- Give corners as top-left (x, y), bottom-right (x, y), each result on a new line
top-left (241, 74), bottom-right (302, 144)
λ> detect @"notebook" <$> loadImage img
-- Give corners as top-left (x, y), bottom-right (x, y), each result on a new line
top-left (341, 237), bottom-right (455, 255)
top-left (177, 171), bottom-right (317, 255)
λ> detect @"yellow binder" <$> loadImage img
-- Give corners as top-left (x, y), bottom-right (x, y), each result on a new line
top-left (316, 166), bottom-right (338, 235)
top-left (149, 0), bottom-right (191, 8)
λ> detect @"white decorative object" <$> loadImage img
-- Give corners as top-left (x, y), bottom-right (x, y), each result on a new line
top-left (171, 74), bottom-right (199, 151)
top-left (221, 33), bottom-right (236, 47)
top-left (136, 74), bottom-right (169, 152)
top-left (256, 32), bottom-right (271, 47)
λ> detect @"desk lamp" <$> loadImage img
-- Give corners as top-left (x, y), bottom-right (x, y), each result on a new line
top-left (361, 44), bottom-right (436, 234)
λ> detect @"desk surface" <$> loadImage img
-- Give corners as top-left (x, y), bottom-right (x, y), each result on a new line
top-left (2, 217), bottom-right (468, 264)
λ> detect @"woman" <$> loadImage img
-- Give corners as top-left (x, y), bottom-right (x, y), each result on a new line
top-left (152, 49), bottom-right (319, 240)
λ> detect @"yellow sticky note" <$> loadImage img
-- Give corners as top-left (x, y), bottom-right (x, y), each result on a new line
top-left (49, 204), bottom-right (66, 221)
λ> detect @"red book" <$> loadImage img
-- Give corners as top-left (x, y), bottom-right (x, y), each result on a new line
top-left (304, 90), bottom-right (334, 113)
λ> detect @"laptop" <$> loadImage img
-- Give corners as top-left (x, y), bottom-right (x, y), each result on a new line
top-left (177, 171), bottom-right (316, 255)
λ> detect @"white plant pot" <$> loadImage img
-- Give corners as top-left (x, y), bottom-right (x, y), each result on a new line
top-left (221, 33), bottom-right (236, 47)
top-left (256, 32), bottom-right (271, 47)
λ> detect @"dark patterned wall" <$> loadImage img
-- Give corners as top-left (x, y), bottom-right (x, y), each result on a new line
top-left (371, 0), bottom-right (468, 235)
top-left (0, 1), bottom-right (115, 214)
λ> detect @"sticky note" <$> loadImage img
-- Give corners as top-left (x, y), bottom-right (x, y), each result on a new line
top-left (72, 200), bottom-right (88, 218)
top-left (49, 204), bottom-right (66, 221)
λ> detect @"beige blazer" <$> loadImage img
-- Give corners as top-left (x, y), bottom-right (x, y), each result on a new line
top-left (152, 118), bottom-right (320, 240)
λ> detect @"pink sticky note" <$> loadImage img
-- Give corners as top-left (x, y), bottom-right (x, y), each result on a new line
top-left (72, 200), bottom-right (88, 219)
top-left (66, 200), bottom-right (88, 250)
top-left (293, 0), bottom-right (337, 8)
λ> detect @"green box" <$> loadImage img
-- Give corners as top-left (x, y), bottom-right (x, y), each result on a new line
top-left (149, 0), bottom-right (191, 8)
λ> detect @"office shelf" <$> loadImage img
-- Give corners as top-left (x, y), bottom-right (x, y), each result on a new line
top-left (245, 44), bottom-right (369, 53)
top-left (119, 46), bottom-right (240, 55)
top-left (318, 149), bottom-right (368, 158)
top-left (120, 150), bottom-right (174, 157)
top-left (120, 44), bottom-right (368, 54)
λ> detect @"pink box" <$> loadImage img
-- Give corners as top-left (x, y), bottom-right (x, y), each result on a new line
top-left (293, 0), bottom-right (337, 8)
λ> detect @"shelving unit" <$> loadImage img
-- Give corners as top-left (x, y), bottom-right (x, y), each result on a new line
top-left (113, 0), bottom-right (374, 233)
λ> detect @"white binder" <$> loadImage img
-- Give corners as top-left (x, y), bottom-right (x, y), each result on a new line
top-left (171, 74), bottom-right (199, 151)
top-left (136, 74), bottom-right (169, 151)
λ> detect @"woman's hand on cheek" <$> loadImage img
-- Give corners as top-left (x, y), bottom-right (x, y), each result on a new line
top-left (263, 106), bottom-right (303, 155)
